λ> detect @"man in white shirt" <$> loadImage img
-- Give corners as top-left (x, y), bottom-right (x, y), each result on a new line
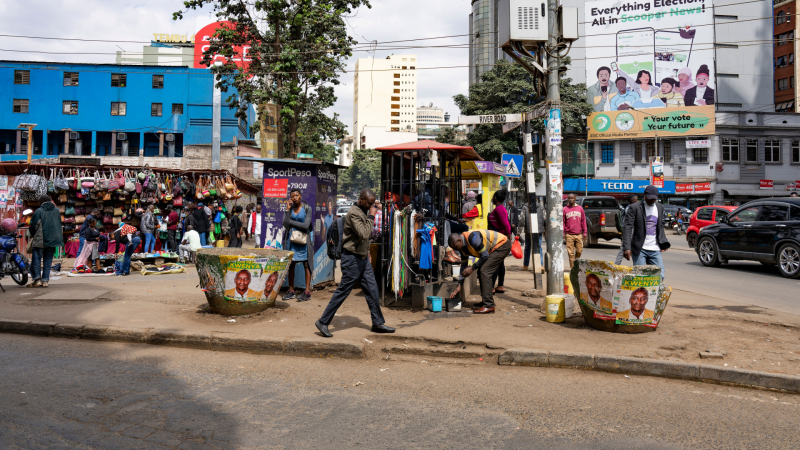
top-left (179, 225), bottom-right (202, 261)
top-left (247, 204), bottom-right (263, 248)
top-left (622, 185), bottom-right (670, 279)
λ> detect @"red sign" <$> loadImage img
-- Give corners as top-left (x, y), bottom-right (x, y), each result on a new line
top-left (194, 21), bottom-right (252, 70)
top-left (263, 178), bottom-right (288, 198)
top-left (694, 182), bottom-right (711, 192)
top-left (786, 181), bottom-right (800, 190)
top-left (760, 179), bottom-right (774, 190)
top-left (675, 183), bottom-right (693, 193)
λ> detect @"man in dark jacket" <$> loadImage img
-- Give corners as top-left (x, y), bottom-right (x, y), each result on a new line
top-left (622, 186), bottom-right (670, 279)
top-left (316, 188), bottom-right (394, 338)
top-left (28, 195), bottom-right (63, 288)
top-left (191, 202), bottom-right (210, 245)
top-left (615, 194), bottom-right (639, 265)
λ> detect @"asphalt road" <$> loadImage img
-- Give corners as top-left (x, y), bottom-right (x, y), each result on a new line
top-left (575, 235), bottom-right (800, 315)
top-left (2, 335), bottom-right (799, 449)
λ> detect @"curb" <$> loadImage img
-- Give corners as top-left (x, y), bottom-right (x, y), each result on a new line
top-left (0, 319), bottom-right (364, 360)
top-left (499, 348), bottom-right (800, 394)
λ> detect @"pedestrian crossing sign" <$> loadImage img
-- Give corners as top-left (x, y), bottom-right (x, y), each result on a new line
top-left (501, 153), bottom-right (523, 178)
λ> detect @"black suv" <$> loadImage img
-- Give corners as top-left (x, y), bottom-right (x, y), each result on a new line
top-left (695, 198), bottom-right (800, 278)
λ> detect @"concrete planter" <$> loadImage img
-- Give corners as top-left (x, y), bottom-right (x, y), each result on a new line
top-left (196, 248), bottom-right (294, 316)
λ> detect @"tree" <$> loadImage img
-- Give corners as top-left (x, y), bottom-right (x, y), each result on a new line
top-left (174, 0), bottom-right (369, 158)
top-left (434, 127), bottom-right (466, 146)
top-left (337, 147), bottom-right (381, 196)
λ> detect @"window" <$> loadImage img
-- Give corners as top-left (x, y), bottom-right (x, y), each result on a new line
top-left (172, 103), bottom-right (183, 115)
top-left (716, 43), bottom-right (738, 49)
top-left (402, 66), bottom-right (407, 69)
top-left (663, 140), bottom-right (672, 162)
top-left (722, 138), bottom-right (739, 161)
top-left (717, 102), bottom-right (743, 108)
top-left (391, 112), bottom-right (399, 117)
top-left (111, 73), bottom-right (127, 87)
top-left (394, 81), bottom-right (400, 86)
top-left (729, 206), bottom-right (759, 223)
top-left (394, 89), bottom-right (400, 93)
top-left (600, 143), bottom-right (614, 163)
top-left (715, 210), bottom-right (729, 223)
top-left (697, 208), bottom-right (713, 221)
top-left (693, 148), bottom-right (708, 163)
top-left (777, 56), bottom-right (787, 68)
top-left (793, 140), bottom-right (800, 162)
top-left (791, 53), bottom-right (795, 64)
top-left (152, 75), bottom-right (164, 89)
top-left (777, 10), bottom-right (787, 25)
top-left (14, 70), bottom-right (30, 85)
top-left (790, 206), bottom-right (800, 221)
top-left (110, 102), bottom-right (126, 116)
top-left (63, 72), bottom-right (79, 86)
top-left (393, 74), bottom-right (400, 78)
top-left (391, 104), bottom-right (400, 109)
top-left (759, 205), bottom-right (789, 221)
top-left (716, 73), bottom-right (739, 78)
top-left (646, 140), bottom-right (656, 160)
top-left (778, 78), bottom-right (789, 90)
top-left (563, 150), bottom-right (573, 164)
top-left (793, 77), bottom-right (796, 89)
top-left (12, 99), bottom-right (28, 113)
top-left (746, 139), bottom-right (758, 162)
top-left (391, 127), bottom-right (400, 131)
top-left (391, 96), bottom-right (400, 101)
top-left (151, 103), bottom-right (162, 117)
top-left (764, 139), bottom-right (781, 162)
top-left (62, 100), bottom-right (78, 115)
top-left (714, 14), bottom-right (738, 20)
top-left (634, 141), bottom-right (643, 162)
top-left (391, 120), bottom-right (399, 124)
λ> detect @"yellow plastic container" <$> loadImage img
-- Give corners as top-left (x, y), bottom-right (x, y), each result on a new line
top-left (563, 273), bottom-right (574, 295)
top-left (545, 294), bottom-right (566, 323)
top-left (216, 239), bottom-right (225, 248)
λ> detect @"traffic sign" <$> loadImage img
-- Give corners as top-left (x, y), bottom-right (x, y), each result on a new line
top-left (501, 153), bottom-right (523, 178)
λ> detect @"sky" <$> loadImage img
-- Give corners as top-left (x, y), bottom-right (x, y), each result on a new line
top-left (0, 0), bottom-right (472, 137)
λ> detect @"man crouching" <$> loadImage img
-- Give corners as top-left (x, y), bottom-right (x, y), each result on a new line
top-left (447, 230), bottom-right (511, 314)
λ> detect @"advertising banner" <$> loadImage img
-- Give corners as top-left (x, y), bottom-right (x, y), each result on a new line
top-left (686, 139), bottom-right (710, 148)
top-left (587, 106), bottom-right (714, 140)
top-left (694, 181), bottom-right (711, 192)
top-left (760, 179), bottom-right (774, 190)
top-left (585, 0), bottom-right (715, 139)
top-left (615, 274), bottom-right (660, 326)
top-left (675, 183), bottom-right (692, 193)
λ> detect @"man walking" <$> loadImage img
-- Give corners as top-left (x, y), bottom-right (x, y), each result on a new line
top-left (622, 185), bottom-right (670, 279)
top-left (507, 199), bottom-right (519, 236)
top-left (28, 195), bottom-right (63, 288)
top-left (615, 194), bottom-right (639, 265)
top-left (447, 229), bottom-right (511, 314)
top-left (247, 204), bottom-right (263, 248)
top-left (563, 194), bottom-right (587, 269)
top-left (316, 189), bottom-right (395, 338)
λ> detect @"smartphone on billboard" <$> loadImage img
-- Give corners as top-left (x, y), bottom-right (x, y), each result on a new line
top-left (616, 28), bottom-right (655, 77)
top-left (610, 61), bottom-right (618, 72)
top-left (654, 30), bottom-right (693, 85)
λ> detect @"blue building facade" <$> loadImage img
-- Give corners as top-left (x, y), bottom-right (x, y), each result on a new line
top-left (0, 61), bottom-right (249, 160)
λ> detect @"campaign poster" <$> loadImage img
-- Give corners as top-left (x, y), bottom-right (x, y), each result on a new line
top-left (313, 165), bottom-right (337, 285)
top-left (223, 257), bottom-right (288, 304)
top-left (615, 274), bottom-right (659, 325)
top-left (578, 267), bottom-right (615, 319)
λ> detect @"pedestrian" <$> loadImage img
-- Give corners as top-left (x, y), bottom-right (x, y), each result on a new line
top-left (520, 195), bottom-right (535, 271)
top-left (615, 194), bottom-right (639, 265)
top-left (462, 191), bottom-right (478, 216)
top-left (563, 193), bottom-right (587, 270)
top-left (77, 208), bottom-right (100, 263)
top-left (623, 185), bottom-right (670, 279)
top-left (179, 225), bottom-right (202, 262)
top-left (73, 217), bottom-right (101, 272)
top-left (140, 204), bottom-right (157, 253)
top-left (244, 205), bottom-right (252, 241)
top-left (228, 205), bottom-right (243, 248)
top-left (118, 223), bottom-right (141, 276)
top-left (315, 189), bottom-right (395, 337)
top-left (247, 204), bottom-right (263, 248)
top-left (487, 189), bottom-right (510, 294)
top-left (447, 228), bottom-right (512, 314)
top-left (191, 202), bottom-right (209, 245)
top-left (165, 206), bottom-right (179, 253)
top-left (283, 189), bottom-right (314, 302)
top-left (28, 194), bottom-right (63, 288)
top-left (507, 199), bottom-right (519, 235)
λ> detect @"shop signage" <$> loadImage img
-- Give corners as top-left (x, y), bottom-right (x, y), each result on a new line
top-left (675, 183), bottom-right (692, 193)
top-left (152, 33), bottom-right (195, 43)
top-left (694, 182), bottom-right (711, 192)
top-left (194, 21), bottom-right (251, 69)
top-left (760, 179), bottom-right (774, 190)
top-left (459, 114), bottom-right (523, 125)
top-left (587, 106), bottom-right (715, 140)
top-left (686, 139), bottom-right (711, 149)
top-left (784, 181), bottom-right (800, 190)
top-left (676, 182), bottom-right (711, 193)
top-left (263, 178), bottom-right (289, 198)
top-left (564, 178), bottom-right (676, 194)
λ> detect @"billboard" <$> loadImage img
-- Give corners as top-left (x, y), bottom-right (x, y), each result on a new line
top-left (585, 0), bottom-right (715, 137)
top-left (587, 106), bottom-right (714, 140)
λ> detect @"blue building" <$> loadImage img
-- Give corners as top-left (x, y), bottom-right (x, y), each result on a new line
top-left (0, 61), bottom-right (250, 160)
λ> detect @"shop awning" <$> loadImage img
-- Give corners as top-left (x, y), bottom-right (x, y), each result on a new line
top-left (723, 189), bottom-right (797, 197)
top-left (374, 140), bottom-right (482, 161)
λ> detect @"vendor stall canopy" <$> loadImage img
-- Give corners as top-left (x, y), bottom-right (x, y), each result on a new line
top-left (374, 140), bottom-right (481, 161)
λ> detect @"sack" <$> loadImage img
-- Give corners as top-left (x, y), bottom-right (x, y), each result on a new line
top-left (326, 217), bottom-right (345, 261)
top-left (224, 175), bottom-right (234, 191)
top-left (511, 235), bottom-right (523, 259)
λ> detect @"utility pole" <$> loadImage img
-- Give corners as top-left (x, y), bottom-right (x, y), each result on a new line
top-left (544, 0), bottom-right (565, 296)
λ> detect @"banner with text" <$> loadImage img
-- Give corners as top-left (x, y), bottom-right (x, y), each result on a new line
top-left (587, 106), bottom-right (714, 140)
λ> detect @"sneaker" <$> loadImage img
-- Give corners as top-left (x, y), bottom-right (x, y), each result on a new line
top-left (283, 289), bottom-right (296, 300)
top-left (27, 279), bottom-right (41, 288)
top-left (297, 290), bottom-right (312, 302)
top-left (41, 281), bottom-right (48, 288)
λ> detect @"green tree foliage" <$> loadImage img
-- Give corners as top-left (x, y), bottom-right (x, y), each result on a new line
top-left (337, 148), bottom-right (381, 197)
top-left (174, 0), bottom-right (369, 157)
top-left (434, 127), bottom-right (466, 146)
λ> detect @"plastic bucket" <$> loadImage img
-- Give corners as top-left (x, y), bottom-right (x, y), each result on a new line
top-left (428, 296), bottom-right (443, 312)
top-left (545, 294), bottom-right (566, 323)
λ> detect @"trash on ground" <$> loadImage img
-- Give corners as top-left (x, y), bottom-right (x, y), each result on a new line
top-left (227, 319), bottom-right (236, 323)
top-left (352, 381), bottom-right (364, 387)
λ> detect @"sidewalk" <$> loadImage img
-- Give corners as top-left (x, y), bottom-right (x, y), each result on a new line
top-left (1, 251), bottom-right (799, 379)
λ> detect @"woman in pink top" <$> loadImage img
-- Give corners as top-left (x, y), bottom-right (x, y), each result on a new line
top-left (487, 189), bottom-right (511, 293)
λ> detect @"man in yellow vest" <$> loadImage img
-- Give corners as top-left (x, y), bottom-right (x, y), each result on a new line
top-left (447, 230), bottom-right (511, 314)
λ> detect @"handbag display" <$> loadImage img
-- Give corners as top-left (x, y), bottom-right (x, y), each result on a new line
top-left (65, 205), bottom-right (75, 216)
top-left (64, 216), bottom-right (76, 224)
top-left (290, 229), bottom-right (308, 245)
top-left (75, 215), bottom-right (86, 224)
top-left (114, 207), bottom-right (123, 216)
top-left (172, 195), bottom-right (183, 207)
top-left (55, 169), bottom-right (69, 192)
top-left (47, 168), bottom-right (56, 194)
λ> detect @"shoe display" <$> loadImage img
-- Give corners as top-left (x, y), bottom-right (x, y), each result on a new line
top-left (473, 307), bottom-right (495, 314)
top-left (371, 324), bottom-right (396, 333)
top-left (315, 320), bottom-right (332, 338)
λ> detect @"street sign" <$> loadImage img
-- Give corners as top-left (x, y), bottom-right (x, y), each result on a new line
top-left (502, 122), bottom-right (522, 134)
top-left (297, 153), bottom-right (313, 159)
top-left (458, 113), bottom-right (523, 125)
top-left (501, 153), bottom-right (523, 178)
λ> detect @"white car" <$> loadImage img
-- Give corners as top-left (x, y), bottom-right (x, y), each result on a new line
top-left (336, 206), bottom-right (350, 218)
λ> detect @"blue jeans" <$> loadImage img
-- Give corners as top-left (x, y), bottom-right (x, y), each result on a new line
top-left (144, 233), bottom-right (155, 253)
top-left (633, 249), bottom-right (665, 279)
top-left (31, 247), bottom-right (55, 282)
top-left (121, 236), bottom-right (141, 274)
top-left (78, 236), bottom-right (85, 256)
top-left (199, 232), bottom-right (207, 246)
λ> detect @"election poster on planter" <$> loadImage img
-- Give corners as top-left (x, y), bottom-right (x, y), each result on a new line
top-left (584, 0), bottom-right (716, 138)
top-left (614, 274), bottom-right (660, 326)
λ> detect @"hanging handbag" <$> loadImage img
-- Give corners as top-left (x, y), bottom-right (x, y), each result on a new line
top-left (124, 170), bottom-right (136, 193)
top-left (58, 193), bottom-right (67, 203)
top-left (113, 216), bottom-right (121, 225)
top-left (55, 169), bottom-right (69, 192)
top-left (135, 180), bottom-right (143, 194)
top-left (64, 216), bottom-right (76, 224)
top-left (172, 195), bottom-right (183, 207)
top-left (114, 207), bottom-right (124, 216)
top-left (208, 176), bottom-right (217, 197)
top-left (47, 168), bottom-right (56, 194)
top-left (103, 205), bottom-right (114, 214)
top-left (103, 215), bottom-right (113, 225)
top-left (224, 175), bottom-right (235, 191)
top-left (290, 229), bottom-right (308, 245)
top-left (65, 205), bottom-right (75, 216)
top-left (75, 215), bottom-right (86, 224)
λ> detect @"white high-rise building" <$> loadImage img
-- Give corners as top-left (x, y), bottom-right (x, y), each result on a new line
top-left (353, 54), bottom-right (417, 149)
top-left (416, 104), bottom-right (445, 124)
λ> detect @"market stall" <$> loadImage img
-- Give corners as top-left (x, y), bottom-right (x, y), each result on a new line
top-left (459, 161), bottom-right (506, 231)
top-left (374, 140), bottom-right (481, 307)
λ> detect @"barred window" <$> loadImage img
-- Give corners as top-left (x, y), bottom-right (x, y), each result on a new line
top-left (151, 103), bottom-right (163, 117)
top-left (693, 148), bottom-right (708, 163)
top-left (722, 138), bottom-right (739, 161)
top-left (14, 70), bottom-right (30, 84)
top-left (111, 73), bottom-right (127, 87)
top-left (663, 140), bottom-right (672, 162)
top-left (152, 75), bottom-right (164, 89)
top-left (172, 103), bottom-right (183, 115)
top-left (111, 102), bottom-right (126, 116)
top-left (63, 100), bottom-right (78, 115)
top-left (63, 72), bottom-right (79, 86)
top-left (601, 143), bottom-right (614, 164)
top-left (13, 99), bottom-right (28, 113)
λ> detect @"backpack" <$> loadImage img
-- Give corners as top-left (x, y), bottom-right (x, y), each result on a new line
top-left (326, 216), bottom-right (345, 261)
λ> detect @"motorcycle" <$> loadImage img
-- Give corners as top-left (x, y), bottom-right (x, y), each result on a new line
top-left (673, 217), bottom-right (686, 235)
top-left (0, 231), bottom-right (29, 290)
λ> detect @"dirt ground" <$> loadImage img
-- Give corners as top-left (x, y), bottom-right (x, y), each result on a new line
top-left (2, 249), bottom-right (799, 376)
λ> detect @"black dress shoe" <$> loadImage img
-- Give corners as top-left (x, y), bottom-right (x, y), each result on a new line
top-left (315, 320), bottom-right (333, 338)
top-left (371, 324), bottom-right (395, 333)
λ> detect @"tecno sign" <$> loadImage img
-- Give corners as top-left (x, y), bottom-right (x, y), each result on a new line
top-left (601, 182), bottom-right (635, 190)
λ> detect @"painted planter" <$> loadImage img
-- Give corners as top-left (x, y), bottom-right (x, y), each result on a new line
top-left (196, 248), bottom-right (294, 316)
top-left (569, 259), bottom-right (672, 333)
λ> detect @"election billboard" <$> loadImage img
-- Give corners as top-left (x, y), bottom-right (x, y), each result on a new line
top-left (584, 0), bottom-right (715, 138)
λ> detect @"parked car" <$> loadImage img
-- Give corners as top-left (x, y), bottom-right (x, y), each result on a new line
top-left (335, 206), bottom-right (350, 218)
top-left (563, 196), bottom-right (622, 246)
top-left (695, 198), bottom-right (800, 278)
top-left (686, 205), bottom-right (737, 248)
top-left (663, 205), bottom-right (692, 218)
